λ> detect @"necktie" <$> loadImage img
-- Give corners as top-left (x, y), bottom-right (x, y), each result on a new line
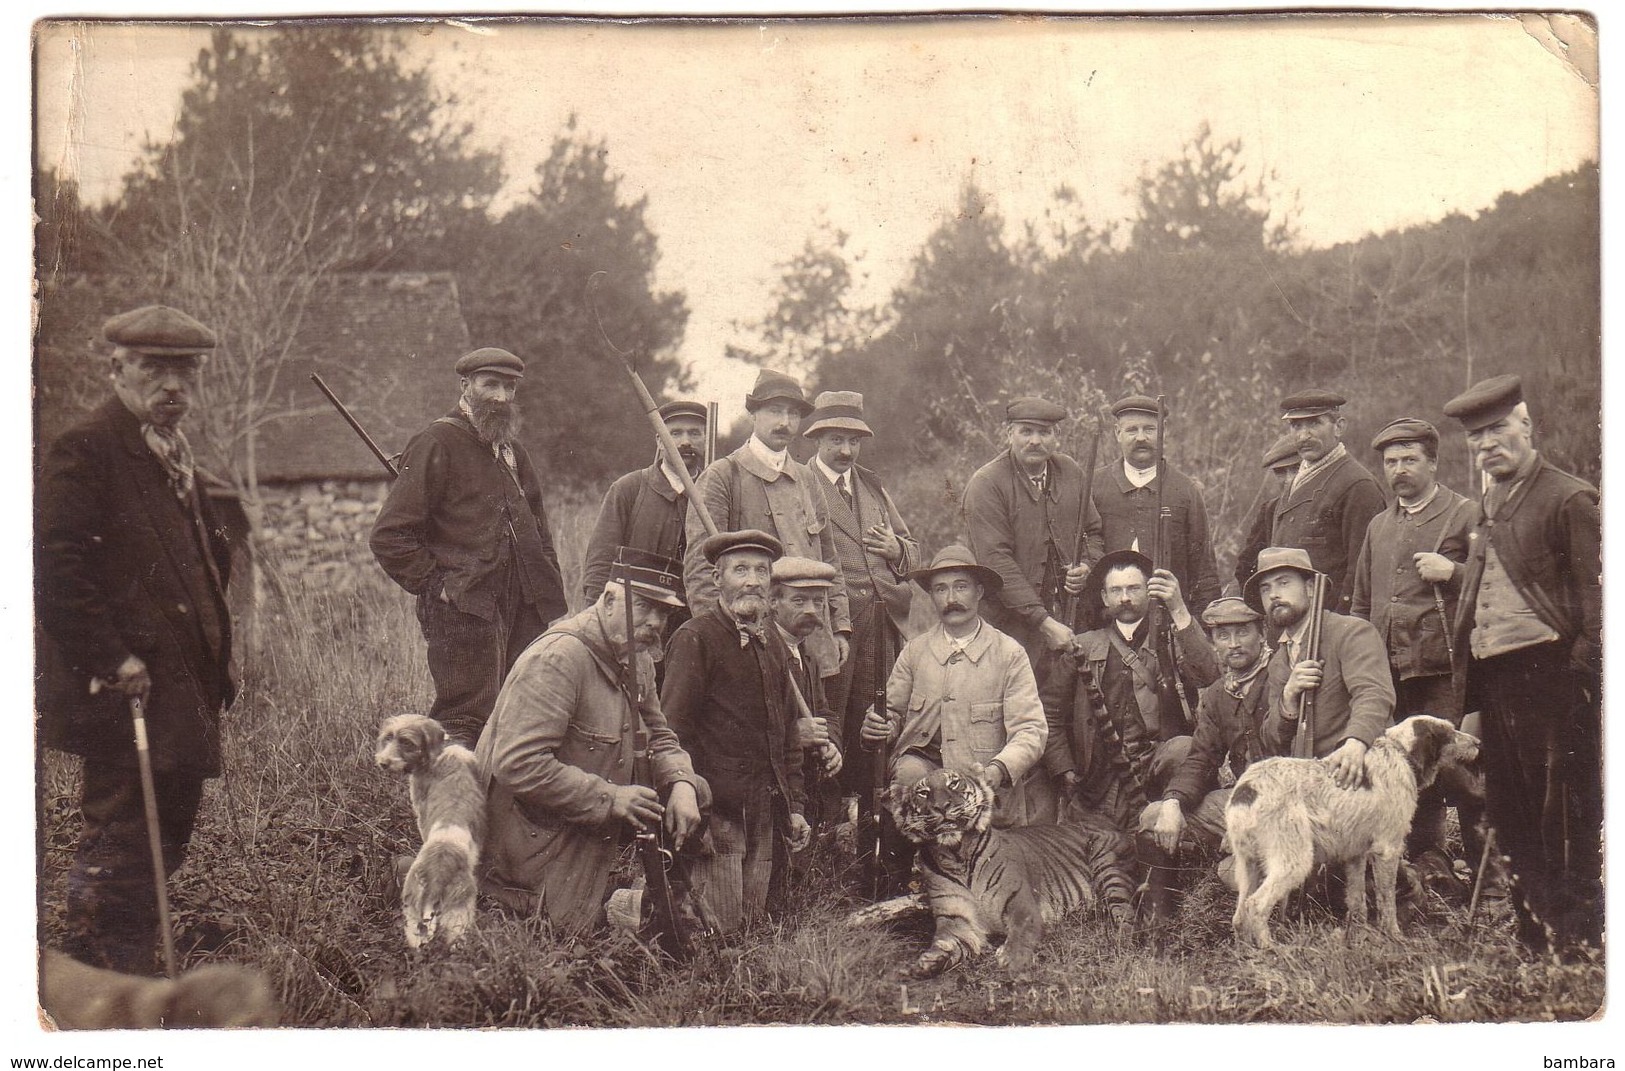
top-left (838, 474), bottom-right (854, 511)
top-left (142, 424), bottom-right (195, 499)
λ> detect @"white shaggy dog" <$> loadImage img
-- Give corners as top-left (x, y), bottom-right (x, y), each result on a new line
top-left (375, 714), bottom-right (486, 949)
top-left (1226, 714), bottom-right (1480, 948)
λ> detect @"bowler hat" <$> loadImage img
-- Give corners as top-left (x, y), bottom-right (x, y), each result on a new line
top-left (1442, 375), bottom-right (1524, 431)
top-left (1279, 388), bottom-right (1346, 420)
top-left (454, 347), bottom-right (525, 378)
top-left (658, 400), bottom-right (708, 423)
top-left (102, 305), bottom-right (217, 357)
top-left (702, 529), bottom-right (784, 565)
top-left (802, 390), bottom-right (872, 437)
top-left (744, 369), bottom-right (812, 416)
top-left (1201, 596), bottom-right (1264, 628)
top-left (906, 545), bottom-right (1002, 594)
top-left (1005, 397), bottom-right (1068, 425)
top-left (1242, 546), bottom-right (1321, 607)
top-left (771, 556), bottom-right (838, 589)
top-left (1370, 416), bottom-right (1439, 454)
top-left (607, 547), bottom-right (686, 608)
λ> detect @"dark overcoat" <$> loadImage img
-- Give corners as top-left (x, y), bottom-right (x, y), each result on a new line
top-left (1268, 451), bottom-right (1386, 613)
top-left (37, 400), bottom-right (234, 775)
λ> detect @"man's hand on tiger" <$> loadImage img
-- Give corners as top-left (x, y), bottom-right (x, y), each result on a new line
top-left (1149, 799), bottom-right (1185, 855)
top-left (787, 813), bottom-right (812, 853)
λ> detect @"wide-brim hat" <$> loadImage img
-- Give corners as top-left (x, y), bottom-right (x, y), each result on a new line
top-left (906, 545), bottom-right (1002, 594)
top-left (102, 305), bottom-right (217, 357)
top-left (1279, 388), bottom-right (1346, 420)
top-left (1242, 546), bottom-right (1321, 607)
top-left (1083, 547), bottom-right (1156, 609)
top-left (454, 347), bottom-right (525, 378)
top-left (702, 529), bottom-right (785, 565)
top-left (802, 390), bottom-right (872, 437)
top-left (658, 400), bottom-right (708, 424)
top-left (744, 369), bottom-right (812, 416)
top-left (1442, 374), bottom-right (1523, 432)
top-left (608, 547), bottom-right (685, 608)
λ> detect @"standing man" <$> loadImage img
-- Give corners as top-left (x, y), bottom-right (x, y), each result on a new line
top-left (1443, 376), bottom-right (1601, 957)
top-left (370, 347), bottom-right (568, 747)
top-left (663, 531), bottom-right (812, 933)
top-left (1138, 598), bottom-right (1273, 929)
top-left (38, 306), bottom-right (236, 973)
top-left (581, 400), bottom-right (708, 605)
top-left (769, 557), bottom-right (845, 822)
top-left (476, 549), bottom-right (702, 935)
top-left (683, 370), bottom-right (852, 684)
top-left (801, 390), bottom-right (919, 811)
top-left (1249, 547), bottom-right (1394, 778)
top-left (1234, 433), bottom-right (1302, 595)
top-left (1350, 417), bottom-right (1481, 891)
top-left (859, 547), bottom-right (1049, 828)
top-left (1268, 389), bottom-right (1386, 613)
top-left (1092, 394), bottom-right (1221, 619)
top-left (962, 396), bottom-right (1104, 676)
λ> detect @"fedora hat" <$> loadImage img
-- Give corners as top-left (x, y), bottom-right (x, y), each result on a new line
top-left (906, 545), bottom-right (1002, 594)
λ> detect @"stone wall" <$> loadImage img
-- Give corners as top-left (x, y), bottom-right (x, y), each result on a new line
top-left (257, 479), bottom-right (391, 593)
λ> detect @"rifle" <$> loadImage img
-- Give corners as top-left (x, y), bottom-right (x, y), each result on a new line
top-left (1291, 572), bottom-right (1330, 760)
top-left (704, 401), bottom-right (720, 469)
top-left (311, 373), bottom-right (399, 478)
top-left (1061, 416), bottom-right (1105, 632)
top-left (621, 571), bottom-right (697, 960)
top-left (1149, 395), bottom-right (1195, 735)
top-left (846, 471), bottom-right (899, 899)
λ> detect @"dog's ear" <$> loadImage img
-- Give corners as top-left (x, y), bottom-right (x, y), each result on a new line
top-left (406, 717), bottom-right (446, 758)
top-left (1405, 716), bottom-right (1445, 780)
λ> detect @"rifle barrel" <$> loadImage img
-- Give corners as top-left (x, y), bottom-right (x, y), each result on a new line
top-left (623, 362), bottom-right (719, 538)
top-left (311, 373), bottom-right (398, 478)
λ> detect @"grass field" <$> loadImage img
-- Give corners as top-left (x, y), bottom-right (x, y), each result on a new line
top-left (36, 490), bottom-right (1605, 1029)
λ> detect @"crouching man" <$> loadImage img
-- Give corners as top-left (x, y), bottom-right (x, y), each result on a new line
top-left (476, 549), bottom-right (703, 937)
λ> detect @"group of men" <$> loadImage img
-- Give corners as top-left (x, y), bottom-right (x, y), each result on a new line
top-left (37, 303), bottom-right (1602, 975)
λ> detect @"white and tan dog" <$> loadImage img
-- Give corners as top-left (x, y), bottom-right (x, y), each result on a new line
top-left (41, 950), bottom-right (279, 1029)
top-left (1227, 714), bottom-right (1480, 948)
top-left (375, 714), bottom-right (486, 949)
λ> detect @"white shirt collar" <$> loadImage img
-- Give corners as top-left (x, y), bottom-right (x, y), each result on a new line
top-left (658, 459), bottom-right (687, 494)
top-left (1398, 483), bottom-right (1440, 515)
top-left (1114, 617), bottom-right (1142, 642)
top-left (1123, 459), bottom-right (1158, 488)
top-left (813, 454), bottom-right (849, 489)
top-left (747, 433), bottom-right (788, 474)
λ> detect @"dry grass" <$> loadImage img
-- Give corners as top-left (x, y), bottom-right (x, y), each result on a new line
top-left (35, 488), bottom-right (1604, 1028)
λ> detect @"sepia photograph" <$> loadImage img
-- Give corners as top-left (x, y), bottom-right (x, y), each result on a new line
top-left (25, 3), bottom-right (1604, 1050)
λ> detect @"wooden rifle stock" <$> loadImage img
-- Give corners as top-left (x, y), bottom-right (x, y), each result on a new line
top-left (1291, 573), bottom-right (1329, 759)
top-left (311, 373), bottom-right (399, 478)
top-left (1062, 416), bottom-right (1104, 631)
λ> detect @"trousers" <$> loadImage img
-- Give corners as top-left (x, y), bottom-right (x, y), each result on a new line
top-left (417, 564), bottom-right (545, 747)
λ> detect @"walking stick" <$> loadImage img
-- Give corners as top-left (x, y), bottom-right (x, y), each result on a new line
top-left (129, 694), bottom-right (178, 979)
top-left (1464, 828), bottom-right (1497, 935)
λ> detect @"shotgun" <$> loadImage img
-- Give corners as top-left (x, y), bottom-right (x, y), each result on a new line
top-left (311, 373), bottom-right (399, 478)
top-left (1291, 573), bottom-right (1329, 759)
top-left (1062, 416), bottom-right (1105, 632)
top-left (1150, 395), bottom-right (1195, 733)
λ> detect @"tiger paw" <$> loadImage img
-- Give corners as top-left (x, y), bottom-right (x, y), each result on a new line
top-left (908, 942), bottom-right (964, 979)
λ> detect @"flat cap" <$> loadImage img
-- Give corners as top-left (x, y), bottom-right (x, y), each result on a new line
top-left (803, 390), bottom-right (872, 438)
top-left (1371, 416), bottom-right (1439, 454)
top-left (907, 544), bottom-right (1003, 594)
top-left (702, 528), bottom-right (784, 565)
top-left (1201, 596), bottom-right (1264, 628)
top-left (102, 305), bottom-right (217, 357)
top-left (1242, 546), bottom-right (1321, 606)
top-left (658, 400), bottom-right (708, 423)
top-left (1443, 375), bottom-right (1524, 431)
top-left (607, 547), bottom-right (686, 608)
top-left (1005, 396), bottom-right (1068, 425)
top-left (454, 347), bottom-right (525, 378)
top-left (744, 369), bottom-right (812, 416)
top-left (1279, 388), bottom-right (1347, 420)
top-left (1110, 394), bottom-right (1161, 419)
top-left (1261, 433), bottom-right (1300, 471)
top-left (771, 556), bottom-right (838, 588)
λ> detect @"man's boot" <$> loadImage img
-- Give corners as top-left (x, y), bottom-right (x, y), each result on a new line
top-left (1133, 834), bottom-right (1181, 944)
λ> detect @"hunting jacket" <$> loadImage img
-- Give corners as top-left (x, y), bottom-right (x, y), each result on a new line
top-left (1451, 455), bottom-right (1601, 681)
top-left (962, 448), bottom-right (1105, 642)
top-left (476, 606), bottom-right (697, 935)
top-left (37, 399), bottom-right (235, 775)
top-left (1269, 450), bottom-right (1386, 614)
top-left (1260, 611), bottom-right (1394, 758)
top-left (809, 462), bottom-right (920, 637)
top-left (1350, 486), bottom-right (1473, 682)
top-left (1161, 662), bottom-right (1271, 811)
top-left (1092, 461), bottom-right (1222, 618)
top-left (581, 457), bottom-right (689, 604)
top-left (370, 408), bottom-right (566, 624)
top-left (682, 441), bottom-right (852, 674)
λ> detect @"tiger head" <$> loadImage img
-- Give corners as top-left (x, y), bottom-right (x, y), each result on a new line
top-left (883, 765), bottom-right (995, 849)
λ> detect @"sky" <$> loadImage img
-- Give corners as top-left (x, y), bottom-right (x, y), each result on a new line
top-left (33, 13), bottom-right (1598, 427)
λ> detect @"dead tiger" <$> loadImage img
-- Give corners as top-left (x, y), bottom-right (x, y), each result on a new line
top-left (848, 765), bottom-right (1135, 978)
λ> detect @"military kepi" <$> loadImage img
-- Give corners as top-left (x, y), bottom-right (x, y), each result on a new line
top-left (454, 347), bottom-right (525, 378)
top-left (1005, 396), bottom-right (1067, 425)
top-left (1370, 416), bottom-right (1439, 454)
top-left (609, 547), bottom-right (686, 607)
top-left (1279, 388), bottom-right (1346, 420)
top-left (772, 557), bottom-right (838, 588)
top-left (702, 528), bottom-right (785, 564)
top-left (1443, 374), bottom-right (1523, 431)
top-left (102, 305), bottom-right (217, 357)
top-left (744, 369), bottom-right (812, 416)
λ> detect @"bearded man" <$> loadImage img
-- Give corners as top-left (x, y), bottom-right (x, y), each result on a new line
top-left (371, 347), bottom-right (568, 746)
